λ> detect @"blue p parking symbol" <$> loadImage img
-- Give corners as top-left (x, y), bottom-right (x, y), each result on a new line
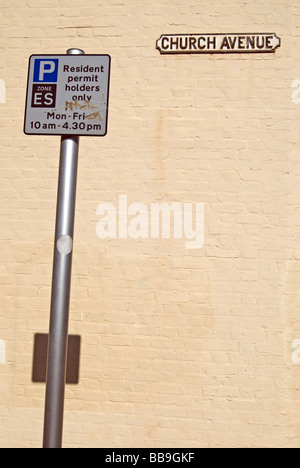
top-left (33, 59), bottom-right (59, 83)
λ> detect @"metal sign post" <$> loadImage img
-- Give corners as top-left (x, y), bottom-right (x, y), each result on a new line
top-left (43, 48), bottom-right (84, 449)
top-left (24, 47), bottom-right (110, 448)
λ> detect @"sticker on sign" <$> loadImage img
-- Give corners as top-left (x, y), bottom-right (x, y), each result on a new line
top-left (24, 54), bottom-right (111, 136)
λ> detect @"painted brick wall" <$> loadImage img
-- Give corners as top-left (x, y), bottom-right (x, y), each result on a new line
top-left (1, 0), bottom-right (300, 448)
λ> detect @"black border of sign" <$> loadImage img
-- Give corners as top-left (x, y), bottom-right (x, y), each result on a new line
top-left (24, 54), bottom-right (111, 137)
top-left (156, 33), bottom-right (281, 54)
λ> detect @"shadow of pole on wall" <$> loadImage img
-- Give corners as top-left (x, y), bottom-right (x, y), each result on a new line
top-left (32, 333), bottom-right (81, 385)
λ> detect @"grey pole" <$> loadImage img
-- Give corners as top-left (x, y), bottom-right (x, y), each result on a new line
top-left (43, 48), bottom-right (85, 449)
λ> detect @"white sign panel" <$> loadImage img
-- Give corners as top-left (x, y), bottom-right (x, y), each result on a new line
top-left (156, 33), bottom-right (281, 54)
top-left (24, 54), bottom-right (111, 136)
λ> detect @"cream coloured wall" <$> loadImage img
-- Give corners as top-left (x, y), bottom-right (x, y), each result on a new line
top-left (0, 0), bottom-right (300, 448)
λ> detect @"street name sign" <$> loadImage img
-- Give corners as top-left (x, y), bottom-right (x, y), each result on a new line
top-left (24, 54), bottom-right (111, 136)
top-left (156, 33), bottom-right (281, 55)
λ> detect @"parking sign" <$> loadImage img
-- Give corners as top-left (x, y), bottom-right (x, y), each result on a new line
top-left (24, 54), bottom-right (111, 136)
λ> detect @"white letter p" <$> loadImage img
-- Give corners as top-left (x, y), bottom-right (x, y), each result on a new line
top-left (39, 61), bottom-right (56, 81)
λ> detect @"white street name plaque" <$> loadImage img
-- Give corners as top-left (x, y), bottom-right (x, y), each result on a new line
top-left (24, 54), bottom-right (111, 136)
top-left (156, 33), bottom-right (281, 55)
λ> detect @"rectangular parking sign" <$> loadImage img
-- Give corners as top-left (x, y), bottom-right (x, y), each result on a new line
top-left (24, 54), bottom-right (111, 136)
